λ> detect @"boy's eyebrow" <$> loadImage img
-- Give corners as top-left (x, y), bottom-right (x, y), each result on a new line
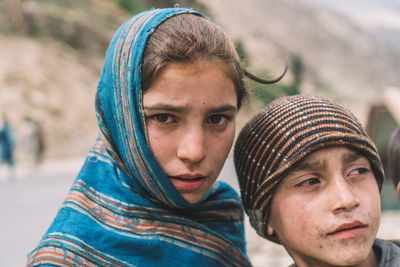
top-left (143, 104), bottom-right (237, 113)
top-left (293, 160), bottom-right (324, 172)
top-left (342, 151), bottom-right (363, 164)
top-left (292, 150), bottom-right (364, 173)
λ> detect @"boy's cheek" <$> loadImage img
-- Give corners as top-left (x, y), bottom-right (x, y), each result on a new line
top-left (271, 196), bottom-right (379, 266)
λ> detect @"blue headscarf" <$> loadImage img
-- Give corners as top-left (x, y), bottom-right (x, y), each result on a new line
top-left (27, 8), bottom-right (250, 266)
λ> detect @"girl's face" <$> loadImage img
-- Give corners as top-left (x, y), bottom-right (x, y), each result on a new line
top-left (143, 61), bottom-right (237, 204)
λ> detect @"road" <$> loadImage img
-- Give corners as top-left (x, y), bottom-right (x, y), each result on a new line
top-left (0, 158), bottom-right (83, 267)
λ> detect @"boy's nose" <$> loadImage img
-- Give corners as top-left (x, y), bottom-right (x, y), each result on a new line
top-left (176, 128), bottom-right (206, 164)
top-left (329, 176), bottom-right (360, 213)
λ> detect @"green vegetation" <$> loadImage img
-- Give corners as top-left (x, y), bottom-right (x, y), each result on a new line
top-left (0, 0), bottom-right (138, 54)
top-left (235, 39), bottom-right (249, 67)
top-left (1, 0), bottom-right (203, 52)
top-left (235, 39), bottom-right (304, 107)
top-left (113, 0), bottom-right (147, 14)
top-left (248, 54), bottom-right (304, 107)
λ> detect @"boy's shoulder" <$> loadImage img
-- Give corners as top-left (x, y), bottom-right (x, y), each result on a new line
top-left (287, 239), bottom-right (400, 267)
top-left (389, 239), bottom-right (400, 247)
top-left (373, 238), bottom-right (400, 267)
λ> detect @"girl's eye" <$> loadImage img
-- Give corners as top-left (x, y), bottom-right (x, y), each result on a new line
top-left (296, 177), bottom-right (321, 188)
top-left (149, 114), bottom-right (175, 124)
top-left (207, 115), bottom-right (229, 125)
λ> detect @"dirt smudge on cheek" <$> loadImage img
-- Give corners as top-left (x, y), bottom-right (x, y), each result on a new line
top-left (317, 228), bottom-right (325, 249)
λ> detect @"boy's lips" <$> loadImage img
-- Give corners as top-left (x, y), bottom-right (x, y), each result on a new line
top-left (327, 221), bottom-right (367, 238)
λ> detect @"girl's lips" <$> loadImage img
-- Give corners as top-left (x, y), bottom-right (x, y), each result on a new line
top-left (168, 176), bottom-right (207, 191)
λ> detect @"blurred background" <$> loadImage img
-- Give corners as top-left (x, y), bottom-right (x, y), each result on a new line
top-left (0, 0), bottom-right (399, 266)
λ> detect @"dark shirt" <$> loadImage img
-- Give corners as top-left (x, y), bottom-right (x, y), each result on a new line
top-left (374, 238), bottom-right (400, 267)
top-left (287, 238), bottom-right (400, 267)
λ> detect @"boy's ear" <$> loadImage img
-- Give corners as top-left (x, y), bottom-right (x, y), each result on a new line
top-left (396, 183), bottom-right (400, 199)
top-left (267, 223), bottom-right (274, 236)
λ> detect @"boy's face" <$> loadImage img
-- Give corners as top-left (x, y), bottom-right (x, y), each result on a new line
top-left (267, 146), bottom-right (380, 266)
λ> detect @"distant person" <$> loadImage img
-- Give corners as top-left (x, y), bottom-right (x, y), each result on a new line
top-left (0, 113), bottom-right (16, 179)
top-left (22, 117), bottom-right (44, 166)
top-left (27, 7), bottom-right (284, 266)
top-left (388, 128), bottom-right (400, 198)
top-left (234, 95), bottom-right (400, 267)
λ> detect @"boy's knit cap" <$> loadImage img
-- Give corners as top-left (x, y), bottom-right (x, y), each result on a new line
top-left (234, 95), bottom-right (384, 243)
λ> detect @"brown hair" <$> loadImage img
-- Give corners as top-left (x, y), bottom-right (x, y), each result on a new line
top-left (388, 128), bottom-right (400, 187)
top-left (141, 14), bottom-right (247, 109)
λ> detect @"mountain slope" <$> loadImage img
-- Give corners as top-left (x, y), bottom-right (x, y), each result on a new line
top-left (2, 0), bottom-right (400, 159)
top-left (199, 0), bottom-right (400, 119)
top-left (0, 0), bottom-right (132, 159)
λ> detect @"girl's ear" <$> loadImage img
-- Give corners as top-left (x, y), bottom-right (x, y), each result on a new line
top-left (267, 223), bottom-right (274, 236)
top-left (396, 183), bottom-right (400, 199)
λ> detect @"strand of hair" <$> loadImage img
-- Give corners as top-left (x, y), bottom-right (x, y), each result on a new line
top-left (244, 62), bottom-right (288, 84)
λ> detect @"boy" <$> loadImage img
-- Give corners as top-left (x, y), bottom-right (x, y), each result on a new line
top-left (388, 128), bottom-right (400, 198)
top-left (234, 95), bottom-right (400, 266)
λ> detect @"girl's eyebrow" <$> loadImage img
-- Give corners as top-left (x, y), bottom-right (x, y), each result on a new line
top-left (208, 105), bottom-right (237, 113)
top-left (143, 105), bottom-right (184, 112)
top-left (143, 104), bottom-right (237, 113)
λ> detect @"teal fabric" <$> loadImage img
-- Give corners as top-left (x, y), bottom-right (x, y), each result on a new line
top-left (27, 8), bottom-right (250, 266)
top-left (0, 119), bottom-right (15, 166)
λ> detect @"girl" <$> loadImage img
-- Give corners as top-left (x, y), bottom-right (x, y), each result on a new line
top-left (27, 7), bottom-right (282, 266)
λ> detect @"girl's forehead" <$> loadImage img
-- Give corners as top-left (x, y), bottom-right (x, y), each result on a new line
top-left (143, 61), bottom-right (237, 108)
top-left (160, 60), bottom-right (231, 77)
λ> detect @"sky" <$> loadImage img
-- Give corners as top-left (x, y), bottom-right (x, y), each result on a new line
top-left (304, 0), bottom-right (400, 30)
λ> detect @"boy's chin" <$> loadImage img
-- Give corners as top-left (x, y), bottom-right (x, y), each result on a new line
top-left (330, 229), bottom-right (377, 262)
top-left (331, 249), bottom-right (373, 266)
top-left (324, 245), bottom-right (374, 266)
top-left (289, 237), bottom-right (376, 267)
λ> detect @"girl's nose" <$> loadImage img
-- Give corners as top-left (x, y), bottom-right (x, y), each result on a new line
top-left (176, 127), bottom-right (206, 164)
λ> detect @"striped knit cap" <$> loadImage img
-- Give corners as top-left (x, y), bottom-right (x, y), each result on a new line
top-left (234, 95), bottom-right (384, 243)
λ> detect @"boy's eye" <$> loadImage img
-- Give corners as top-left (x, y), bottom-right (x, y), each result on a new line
top-left (349, 167), bottom-right (370, 176)
top-left (296, 177), bottom-right (321, 188)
